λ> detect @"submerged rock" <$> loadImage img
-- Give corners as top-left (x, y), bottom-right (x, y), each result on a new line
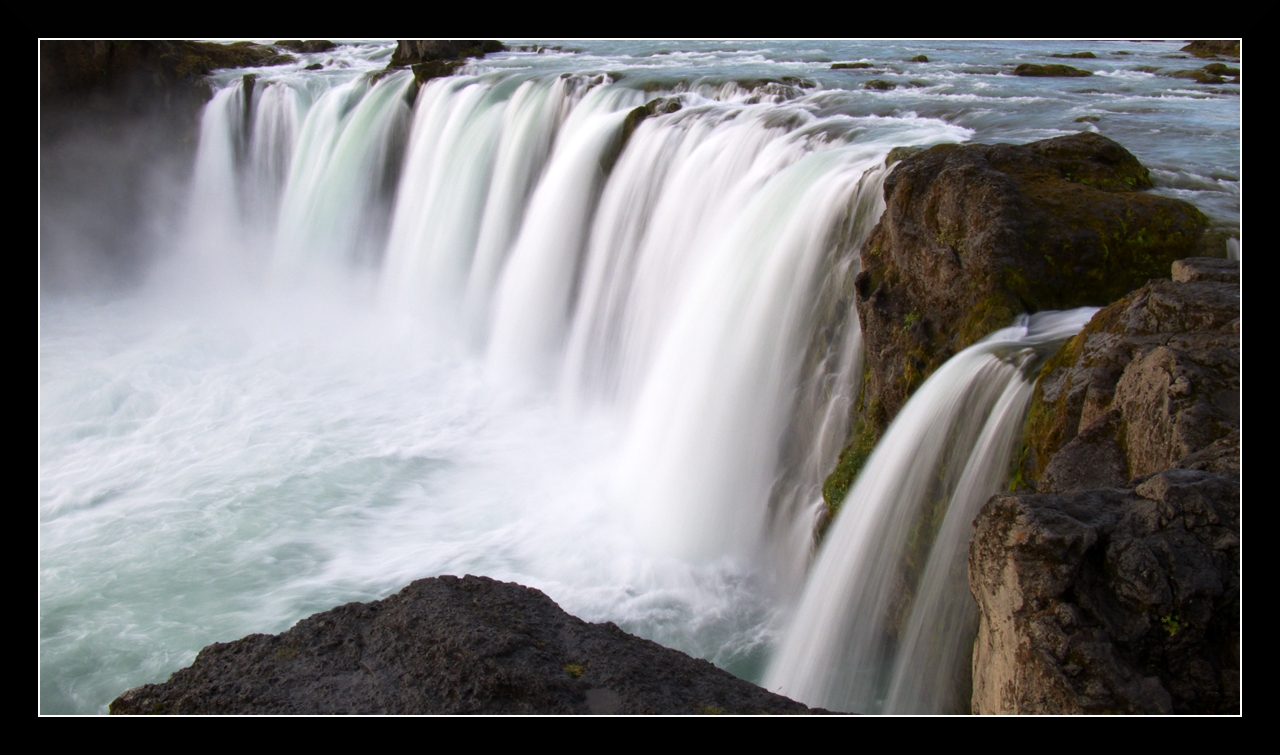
top-left (822, 133), bottom-right (1214, 519)
top-left (110, 575), bottom-right (820, 715)
top-left (863, 79), bottom-right (897, 90)
top-left (970, 469), bottom-right (1239, 714)
top-left (1051, 51), bottom-right (1097, 59)
top-left (1165, 69), bottom-right (1227, 85)
top-left (909, 55), bottom-right (929, 62)
top-left (831, 61), bottom-right (874, 69)
top-left (1015, 63), bottom-right (1093, 77)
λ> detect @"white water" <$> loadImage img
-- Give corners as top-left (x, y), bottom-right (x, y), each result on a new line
top-left (42, 39), bottom-right (1231, 715)
top-left (764, 308), bottom-right (1096, 713)
top-left (41, 56), bottom-right (980, 713)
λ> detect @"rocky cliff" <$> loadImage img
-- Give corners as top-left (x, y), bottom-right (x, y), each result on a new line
top-left (822, 133), bottom-right (1220, 519)
top-left (110, 575), bottom-right (821, 715)
top-left (968, 259), bottom-right (1239, 714)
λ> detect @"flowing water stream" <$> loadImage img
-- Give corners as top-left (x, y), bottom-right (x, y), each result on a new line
top-left (39, 40), bottom-right (1239, 714)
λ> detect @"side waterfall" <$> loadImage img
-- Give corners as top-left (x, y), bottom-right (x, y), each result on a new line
top-left (764, 308), bottom-right (1096, 713)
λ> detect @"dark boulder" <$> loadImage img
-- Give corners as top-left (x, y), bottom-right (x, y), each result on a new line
top-left (109, 575), bottom-right (821, 715)
top-left (863, 79), bottom-right (896, 90)
top-left (1015, 63), bottom-right (1093, 77)
top-left (831, 62), bottom-right (874, 69)
top-left (821, 134), bottom-right (1215, 519)
top-left (969, 469), bottom-right (1239, 714)
top-left (909, 55), bottom-right (929, 62)
top-left (1020, 259), bottom-right (1239, 493)
top-left (275, 40), bottom-right (337, 54)
top-left (1050, 51), bottom-right (1096, 59)
top-left (1180, 40), bottom-right (1240, 58)
top-left (388, 40), bottom-right (504, 67)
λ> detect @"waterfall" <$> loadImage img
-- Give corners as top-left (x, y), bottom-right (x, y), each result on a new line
top-left (170, 63), bottom-right (995, 699)
top-left (764, 308), bottom-right (1096, 713)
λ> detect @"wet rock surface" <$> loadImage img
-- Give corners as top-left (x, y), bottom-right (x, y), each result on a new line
top-left (110, 575), bottom-right (820, 715)
top-left (822, 133), bottom-right (1214, 518)
top-left (969, 469), bottom-right (1239, 714)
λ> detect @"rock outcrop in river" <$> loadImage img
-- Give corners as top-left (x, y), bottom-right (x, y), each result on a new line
top-left (823, 133), bottom-right (1219, 520)
top-left (110, 575), bottom-right (820, 715)
top-left (968, 259), bottom-right (1240, 714)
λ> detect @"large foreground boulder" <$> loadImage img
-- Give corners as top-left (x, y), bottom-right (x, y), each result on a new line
top-left (822, 133), bottom-right (1216, 517)
top-left (110, 575), bottom-right (819, 715)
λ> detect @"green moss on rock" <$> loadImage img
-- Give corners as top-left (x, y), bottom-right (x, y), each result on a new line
top-left (1014, 64), bottom-right (1092, 77)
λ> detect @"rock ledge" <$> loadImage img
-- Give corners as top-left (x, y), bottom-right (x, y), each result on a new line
top-left (110, 575), bottom-right (819, 715)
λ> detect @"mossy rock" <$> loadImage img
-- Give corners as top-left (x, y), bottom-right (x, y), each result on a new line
top-left (908, 55), bottom-right (929, 62)
top-left (1133, 65), bottom-right (1162, 73)
top-left (1180, 40), bottom-right (1240, 58)
top-left (863, 79), bottom-right (896, 91)
top-left (1202, 63), bottom-right (1240, 76)
top-left (1165, 69), bottom-right (1226, 84)
top-left (304, 63), bottom-right (323, 71)
top-left (1015, 63), bottom-right (1092, 77)
top-left (831, 62), bottom-right (874, 69)
top-left (1074, 115), bottom-right (1101, 123)
top-left (823, 133), bottom-right (1212, 511)
top-left (1050, 51), bottom-right (1096, 59)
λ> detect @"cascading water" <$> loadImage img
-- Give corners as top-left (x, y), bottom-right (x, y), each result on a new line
top-left (40, 41), bottom-right (1238, 714)
top-left (764, 308), bottom-right (1097, 713)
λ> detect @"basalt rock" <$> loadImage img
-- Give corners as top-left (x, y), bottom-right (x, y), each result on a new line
top-left (109, 575), bottom-right (821, 715)
top-left (970, 257), bottom-right (1239, 714)
top-left (821, 133), bottom-right (1214, 519)
top-left (388, 40), bottom-right (503, 68)
top-left (1020, 258), bottom-right (1239, 492)
top-left (1180, 41), bottom-right (1240, 58)
top-left (969, 469), bottom-right (1239, 714)
top-left (40, 40), bottom-right (293, 113)
top-left (1014, 64), bottom-right (1092, 77)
